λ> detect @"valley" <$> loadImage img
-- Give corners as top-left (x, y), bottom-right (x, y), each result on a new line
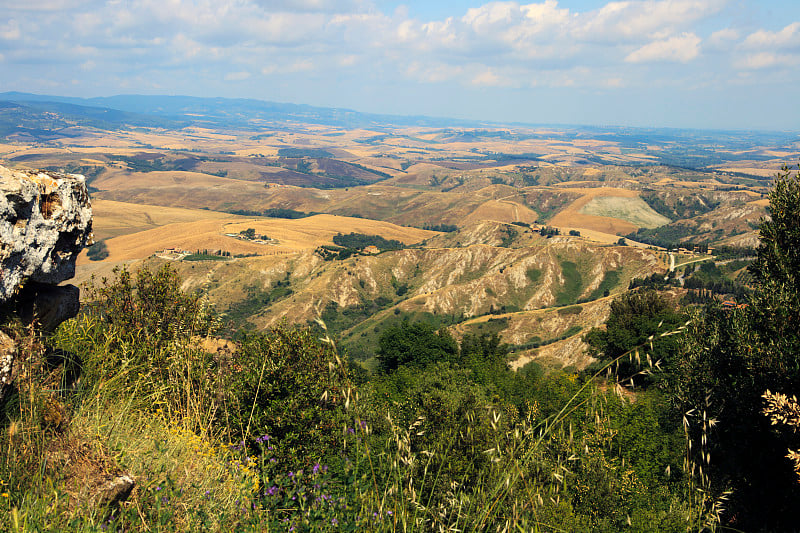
top-left (1, 93), bottom-right (794, 371)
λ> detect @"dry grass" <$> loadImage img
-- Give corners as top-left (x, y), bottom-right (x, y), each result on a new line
top-left (579, 196), bottom-right (671, 229)
top-left (78, 213), bottom-right (438, 263)
top-left (90, 200), bottom-right (233, 240)
top-left (548, 187), bottom-right (664, 235)
top-left (462, 199), bottom-right (539, 225)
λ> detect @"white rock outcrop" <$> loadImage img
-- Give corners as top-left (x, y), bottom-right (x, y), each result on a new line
top-left (0, 165), bottom-right (92, 301)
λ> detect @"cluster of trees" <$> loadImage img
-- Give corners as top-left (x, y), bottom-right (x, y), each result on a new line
top-left (594, 166), bottom-right (800, 529)
top-left (238, 228), bottom-right (268, 240)
top-left (422, 223), bottom-right (458, 232)
top-left (668, 166), bottom-right (800, 529)
top-left (540, 226), bottom-right (560, 237)
top-left (331, 232), bottom-right (404, 251)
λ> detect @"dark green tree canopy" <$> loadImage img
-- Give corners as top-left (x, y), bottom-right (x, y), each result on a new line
top-left (585, 290), bottom-right (683, 367)
top-left (376, 320), bottom-right (458, 373)
top-left (670, 164), bottom-right (800, 530)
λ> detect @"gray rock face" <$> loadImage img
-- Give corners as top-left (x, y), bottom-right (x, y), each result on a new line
top-left (1, 164), bottom-right (92, 405)
top-left (0, 165), bottom-right (93, 301)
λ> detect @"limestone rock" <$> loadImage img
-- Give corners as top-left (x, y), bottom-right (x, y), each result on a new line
top-left (94, 474), bottom-right (135, 508)
top-left (0, 330), bottom-right (13, 404)
top-left (0, 165), bottom-right (92, 301)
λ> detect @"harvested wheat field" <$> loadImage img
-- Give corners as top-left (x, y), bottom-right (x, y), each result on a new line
top-left (79, 214), bottom-right (438, 263)
top-left (462, 199), bottom-right (539, 225)
top-left (90, 200), bottom-right (233, 240)
top-left (547, 187), bottom-right (666, 235)
top-left (579, 196), bottom-right (670, 228)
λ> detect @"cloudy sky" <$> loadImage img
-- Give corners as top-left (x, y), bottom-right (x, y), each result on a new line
top-left (2, 0), bottom-right (799, 130)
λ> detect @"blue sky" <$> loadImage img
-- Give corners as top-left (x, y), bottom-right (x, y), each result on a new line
top-left (2, 0), bottom-right (800, 130)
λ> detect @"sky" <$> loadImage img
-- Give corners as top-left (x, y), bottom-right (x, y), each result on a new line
top-left (2, 0), bottom-right (800, 131)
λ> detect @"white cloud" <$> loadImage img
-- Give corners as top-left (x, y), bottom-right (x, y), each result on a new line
top-left (248, 0), bottom-right (367, 14)
top-left (472, 69), bottom-right (506, 86)
top-left (288, 60), bottom-right (314, 72)
top-left (405, 62), bottom-right (463, 83)
top-left (0, 20), bottom-right (21, 40)
top-left (1, 0), bottom-right (798, 119)
top-left (3, 0), bottom-right (97, 11)
top-left (575, 0), bottom-right (726, 42)
top-left (742, 22), bottom-right (800, 51)
top-left (338, 55), bottom-right (358, 67)
top-left (224, 71), bottom-right (251, 81)
top-left (709, 28), bottom-right (739, 45)
top-left (625, 32), bottom-right (701, 63)
top-left (734, 52), bottom-right (800, 70)
top-left (602, 77), bottom-right (625, 88)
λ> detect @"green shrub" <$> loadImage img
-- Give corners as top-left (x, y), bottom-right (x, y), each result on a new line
top-left (228, 326), bottom-right (352, 463)
top-left (86, 240), bottom-right (109, 261)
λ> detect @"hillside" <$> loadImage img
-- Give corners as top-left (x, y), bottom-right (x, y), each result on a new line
top-left (3, 103), bottom-right (782, 372)
top-left (98, 220), bottom-right (658, 369)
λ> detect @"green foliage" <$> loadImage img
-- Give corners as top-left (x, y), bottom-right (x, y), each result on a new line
top-left (588, 268), bottom-right (621, 301)
top-left (555, 260), bottom-right (583, 306)
top-left (263, 207), bottom-right (313, 219)
top-left (376, 320), bottom-right (458, 372)
top-left (669, 165), bottom-right (800, 529)
top-left (80, 264), bottom-right (216, 355)
top-left (228, 327), bottom-right (351, 463)
top-left (7, 238), bottom-right (726, 531)
top-left (499, 226), bottom-right (518, 247)
top-left (332, 232), bottom-right (404, 251)
top-left (52, 265), bottom-right (222, 423)
top-left (640, 191), bottom-right (719, 221)
top-left (86, 240), bottom-right (109, 261)
top-left (422, 223), bottom-right (458, 232)
top-left (540, 226), bottom-right (560, 238)
top-left (183, 252), bottom-right (230, 261)
top-left (223, 278), bottom-right (293, 331)
top-left (526, 267), bottom-right (542, 283)
top-left (584, 290), bottom-right (683, 385)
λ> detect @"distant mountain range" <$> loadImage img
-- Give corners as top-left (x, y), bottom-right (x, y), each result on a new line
top-left (0, 91), bottom-right (482, 130)
top-left (0, 92), bottom-right (797, 158)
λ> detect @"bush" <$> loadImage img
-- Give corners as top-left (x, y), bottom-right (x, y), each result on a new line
top-left (228, 326), bottom-right (352, 463)
top-left (86, 240), bottom-right (109, 261)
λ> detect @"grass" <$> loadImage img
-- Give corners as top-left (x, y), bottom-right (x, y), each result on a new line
top-left (579, 196), bottom-right (671, 229)
top-left (526, 267), bottom-right (542, 283)
top-left (555, 260), bottom-right (583, 307)
top-left (183, 253), bottom-right (230, 261)
top-left (1, 264), bottom-right (726, 531)
top-left (588, 268), bottom-right (622, 300)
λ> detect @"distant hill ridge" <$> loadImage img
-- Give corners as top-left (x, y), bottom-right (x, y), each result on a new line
top-left (0, 91), bottom-right (484, 129)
